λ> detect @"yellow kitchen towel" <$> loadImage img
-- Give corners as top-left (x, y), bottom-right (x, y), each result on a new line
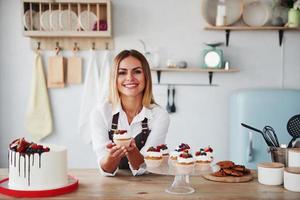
top-left (25, 53), bottom-right (53, 142)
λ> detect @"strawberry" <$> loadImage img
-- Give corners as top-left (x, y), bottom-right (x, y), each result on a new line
top-left (204, 146), bottom-right (213, 153)
top-left (179, 143), bottom-right (190, 149)
top-left (195, 151), bottom-right (201, 156)
top-left (43, 147), bottom-right (50, 152)
top-left (9, 138), bottom-right (20, 150)
top-left (179, 152), bottom-right (192, 158)
top-left (147, 146), bottom-right (160, 152)
top-left (116, 130), bottom-right (127, 135)
top-left (30, 143), bottom-right (39, 150)
top-left (16, 138), bottom-right (30, 153)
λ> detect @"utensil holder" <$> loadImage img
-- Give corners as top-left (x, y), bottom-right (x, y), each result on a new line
top-left (268, 147), bottom-right (289, 167)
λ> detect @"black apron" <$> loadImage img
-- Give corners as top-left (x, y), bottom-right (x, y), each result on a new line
top-left (108, 112), bottom-right (151, 169)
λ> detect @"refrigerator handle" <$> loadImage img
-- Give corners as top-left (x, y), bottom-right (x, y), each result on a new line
top-left (247, 131), bottom-right (253, 162)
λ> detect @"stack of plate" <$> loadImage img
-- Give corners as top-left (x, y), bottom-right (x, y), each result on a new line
top-left (24, 9), bottom-right (100, 31)
top-left (242, 1), bottom-right (272, 27)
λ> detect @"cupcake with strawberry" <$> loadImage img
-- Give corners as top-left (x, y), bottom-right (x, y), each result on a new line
top-left (144, 146), bottom-right (163, 168)
top-left (157, 144), bottom-right (169, 162)
top-left (113, 130), bottom-right (132, 147)
top-left (169, 143), bottom-right (191, 166)
top-left (195, 146), bottom-right (214, 170)
top-left (176, 152), bottom-right (195, 174)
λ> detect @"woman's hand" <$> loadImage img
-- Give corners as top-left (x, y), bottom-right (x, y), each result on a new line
top-left (100, 142), bottom-right (127, 173)
top-left (125, 139), bottom-right (144, 170)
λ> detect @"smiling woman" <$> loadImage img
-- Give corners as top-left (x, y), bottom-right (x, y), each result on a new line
top-left (90, 49), bottom-right (170, 177)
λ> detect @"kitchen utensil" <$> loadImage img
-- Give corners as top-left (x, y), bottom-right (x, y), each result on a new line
top-left (47, 48), bottom-right (65, 88)
top-left (287, 114), bottom-right (300, 148)
top-left (268, 147), bottom-right (288, 166)
top-left (263, 126), bottom-right (280, 147)
top-left (170, 86), bottom-right (176, 113)
top-left (241, 123), bottom-right (273, 146)
top-left (288, 148), bottom-right (300, 167)
top-left (166, 86), bottom-right (172, 113)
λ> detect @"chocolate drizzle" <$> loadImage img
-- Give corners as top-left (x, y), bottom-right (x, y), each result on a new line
top-left (8, 138), bottom-right (50, 187)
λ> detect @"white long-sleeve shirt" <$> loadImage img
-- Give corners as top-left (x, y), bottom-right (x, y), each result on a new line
top-left (90, 101), bottom-right (170, 176)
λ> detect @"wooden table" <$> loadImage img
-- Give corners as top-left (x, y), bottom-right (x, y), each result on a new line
top-left (0, 168), bottom-right (299, 200)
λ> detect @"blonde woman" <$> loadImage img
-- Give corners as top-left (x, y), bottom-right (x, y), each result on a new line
top-left (91, 49), bottom-right (170, 176)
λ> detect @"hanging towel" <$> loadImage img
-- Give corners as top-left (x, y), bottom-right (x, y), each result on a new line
top-left (25, 52), bottom-right (53, 142)
top-left (98, 50), bottom-right (111, 103)
top-left (79, 50), bottom-right (100, 144)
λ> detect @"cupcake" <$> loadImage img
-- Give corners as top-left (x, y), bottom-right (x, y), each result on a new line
top-left (157, 144), bottom-right (169, 163)
top-left (176, 152), bottom-right (195, 175)
top-left (113, 130), bottom-right (131, 147)
top-left (195, 146), bottom-right (214, 170)
top-left (169, 143), bottom-right (190, 166)
top-left (144, 146), bottom-right (163, 168)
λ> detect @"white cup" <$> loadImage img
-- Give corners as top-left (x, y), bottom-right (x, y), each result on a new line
top-left (288, 148), bottom-right (300, 167)
top-left (257, 162), bottom-right (284, 185)
top-left (284, 167), bottom-right (300, 192)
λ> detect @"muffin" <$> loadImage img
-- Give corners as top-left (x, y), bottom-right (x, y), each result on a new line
top-left (169, 143), bottom-right (190, 166)
top-left (144, 147), bottom-right (163, 168)
top-left (157, 144), bottom-right (169, 163)
top-left (195, 146), bottom-right (214, 170)
top-left (113, 130), bottom-right (132, 147)
top-left (176, 152), bottom-right (195, 175)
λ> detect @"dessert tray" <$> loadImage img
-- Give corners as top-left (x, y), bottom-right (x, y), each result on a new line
top-left (147, 161), bottom-right (219, 195)
top-left (0, 175), bottom-right (78, 198)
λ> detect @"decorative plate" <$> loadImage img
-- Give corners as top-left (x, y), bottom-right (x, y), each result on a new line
top-left (79, 10), bottom-right (97, 31)
top-left (23, 10), bottom-right (36, 30)
top-left (60, 10), bottom-right (78, 31)
top-left (243, 1), bottom-right (271, 27)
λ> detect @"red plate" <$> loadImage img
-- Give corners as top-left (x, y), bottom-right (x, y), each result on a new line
top-left (0, 175), bottom-right (78, 198)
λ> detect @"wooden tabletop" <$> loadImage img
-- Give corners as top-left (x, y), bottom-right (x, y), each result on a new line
top-left (0, 168), bottom-right (299, 200)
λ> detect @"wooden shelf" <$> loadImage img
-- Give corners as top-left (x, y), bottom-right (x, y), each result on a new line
top-left (150, 67), bottom-right (239, 85)
top-left (24, 31), bottom-right (112, 37)
top-left (205, 26), bottom-right (300, 31)
top-left (204, 26), bottom-right (300, 46)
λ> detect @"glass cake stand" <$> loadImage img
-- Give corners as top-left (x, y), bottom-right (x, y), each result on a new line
top-left (147, 161), bottom-right (219, 195)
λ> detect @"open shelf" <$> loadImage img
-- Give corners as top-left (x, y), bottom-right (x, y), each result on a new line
top-left (205, 26), bottom-right (300, 46)
top-left (150, 67), bottom-right (239, 85)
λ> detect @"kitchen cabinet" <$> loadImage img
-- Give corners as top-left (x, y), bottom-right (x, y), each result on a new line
top-left (205, 26), bottom-right (300, 47)
top-left (151, 67), bottom-right (239, 86)
top-left (22, 0), bottom-right (113, 50)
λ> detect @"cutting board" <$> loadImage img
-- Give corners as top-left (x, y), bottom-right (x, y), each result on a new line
top-left (202, 173), bottom-right (253, 183)
top-left (47, 56), bottom-right (66, 88)
top-left (67, 56), bottom-right (82, 84)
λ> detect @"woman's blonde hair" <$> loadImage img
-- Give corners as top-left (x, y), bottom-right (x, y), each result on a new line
top-left (109, 49), bottom-right (156, 108)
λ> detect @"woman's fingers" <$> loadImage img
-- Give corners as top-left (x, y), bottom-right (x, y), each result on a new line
top-left (106, 142), bottom-right (116, 149)
top-left (111, 146), bottom-right (127, 158)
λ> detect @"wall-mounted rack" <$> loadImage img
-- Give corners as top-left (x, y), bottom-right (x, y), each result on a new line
top-left (22, 0), bottom-right (113, 50)
top-left (205, 26), bottom-right (300, 47)
top-left (151, 67), bottom-right (239, 85)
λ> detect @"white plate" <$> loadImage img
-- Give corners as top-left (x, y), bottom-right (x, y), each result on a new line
top-left (40, 10), bottom-right (51, 31)
top-left (23, 10), bottom-right (35, 30)
top-left (201, 0), bottom-right (243, 26)
top-left (243, 1), bottom-right (271, 27)
top-left (60, 10), bottom-right (78, 31)
top-left (50, 10), bottom-right (61, 31)
top-left (79, 10), bottom-right (97, 31)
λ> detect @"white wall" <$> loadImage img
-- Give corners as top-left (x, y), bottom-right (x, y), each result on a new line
top-left (1, 0), bottom-right (300, 168)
